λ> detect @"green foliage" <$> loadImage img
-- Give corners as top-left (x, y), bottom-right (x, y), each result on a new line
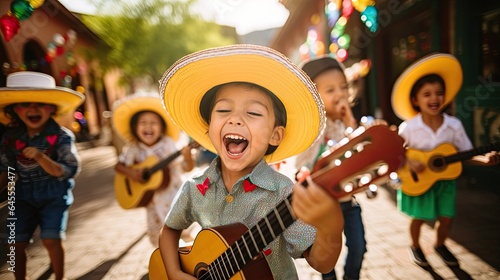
top-left (81, 0), bottom-right (235, 86)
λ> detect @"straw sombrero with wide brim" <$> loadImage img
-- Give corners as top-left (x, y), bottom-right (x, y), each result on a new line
top-left (391, 53), bottom-right (463, 120)
top-left (0, 71), bottom-right (85, 124)
top-left (112, 94), bottom-right (180, 142)
top-left (159, 44), bottom-right (326, 163)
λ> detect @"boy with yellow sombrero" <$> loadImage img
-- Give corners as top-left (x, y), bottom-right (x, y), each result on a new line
top-left (392, 53), bottom-right (500, 267)
top-left (0, 71), bottom-right (85, 280)
top-left (112, 93), bottom-right (195, 247)
top-left (154, 45), bottom-right (344, 279)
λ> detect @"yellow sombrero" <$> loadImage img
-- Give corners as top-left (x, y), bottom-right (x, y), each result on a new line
top-left (0, 71), bottom-right (85, 124)
top-left (391, 53), bottom-right (463, 120)
top-left (112, 94), bottom-right (180, 142)
top-left (159, 44), bottom-right (326, 163)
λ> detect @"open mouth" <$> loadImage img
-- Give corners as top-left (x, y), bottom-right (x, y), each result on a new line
top-left (27, 115), bottom-right (42, 123)
top-left (428, 103), bottom-right (440, 110)
top-left (224, 134), bottom-right (248, 156)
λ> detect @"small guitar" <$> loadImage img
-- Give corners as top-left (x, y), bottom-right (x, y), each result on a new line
top-left (148, 125), bottom-right (406, 280)
top-left (398, 142), bottom-right (500, 196)
top-left (114, 141), bottom-right (199, 209)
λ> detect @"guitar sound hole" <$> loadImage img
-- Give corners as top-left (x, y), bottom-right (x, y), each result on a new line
top-left (430, 156), bottom-right (446, 171)
top-left (194, 263), bottom-right (209, 279)
top-left (142, 170), bottom-right (151, 181)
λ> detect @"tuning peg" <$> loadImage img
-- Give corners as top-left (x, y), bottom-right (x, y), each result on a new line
top-left (343, 182), bottom-right (355, 193)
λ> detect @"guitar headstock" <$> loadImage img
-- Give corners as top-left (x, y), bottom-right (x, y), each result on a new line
top-left (308, 125), bottom-right (406, 199)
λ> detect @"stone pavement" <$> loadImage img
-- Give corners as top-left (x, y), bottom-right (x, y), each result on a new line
top-left (1, 145), bottom-right (499, 280)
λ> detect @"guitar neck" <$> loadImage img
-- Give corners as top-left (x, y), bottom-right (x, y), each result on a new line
top-left (207, 193), bottom-right (296, 279)
top-left (445, 142), bottom-right (500, 164)
top-left (149, 150), bottom-right (182, 174)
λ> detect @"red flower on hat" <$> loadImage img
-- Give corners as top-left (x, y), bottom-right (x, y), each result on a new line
top-left (197, 177), bottom-right (210, 196)
top-left (243, 179), bottom-right (257, 193)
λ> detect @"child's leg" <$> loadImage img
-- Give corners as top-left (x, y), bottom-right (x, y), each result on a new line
top-left (434, 180), bottom-right (456, 247)
top-left (408, 218), bottom-right (429, 266)
top-left (341, 199), bottom-right (366, 280)
top-left (435, 216), bottom-right (453, 246)
top-left (13, 242), bottom-right (29, 280)
top-left (146, 203), bottom-right (163, 247)
top-left (42, 239), bottom-right (65, 280)
top-left (434, 216), bottom-right (458, 265)
top-left (38, 192), bottom-right (71, 280)
top-left (409, 219), bottom-right (425, 248)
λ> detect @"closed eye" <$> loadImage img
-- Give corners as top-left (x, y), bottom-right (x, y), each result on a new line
top-left (248, 112), bottom-right (263, 116)
top-left (216, 109), bottom-right (231, 113)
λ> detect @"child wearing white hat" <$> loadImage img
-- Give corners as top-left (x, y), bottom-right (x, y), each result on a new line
top-left (0, 71), bottom-right (85, 280)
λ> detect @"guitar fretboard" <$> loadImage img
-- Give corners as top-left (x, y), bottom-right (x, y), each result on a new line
top-left (204, 193), bottom-right (296, 280)
top-left (444, 142), bottom-right (500, 164)
top-left (146, 142), bottom-right (198, 178)
top-left (148, 150), bottom-right (182, 174)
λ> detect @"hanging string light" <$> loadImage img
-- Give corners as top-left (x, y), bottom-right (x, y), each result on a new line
top-left (300, 0), bottom-right (377, 78)
top-left (0, 0), bottom-right (46, 42)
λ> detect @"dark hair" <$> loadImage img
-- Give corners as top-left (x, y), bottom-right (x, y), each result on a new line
top-left (301, 56), bottom-right (347, 82)
top-left (129, 110), bottom-right (167, 141)
top-left (200, 82), bottom-right (287, 155)
top-left (3, 104), bottom-right (23, 128)
top-left (3, 103), bottom-right (56, 128)
top-left (410, 74), bottom-right (446, 112)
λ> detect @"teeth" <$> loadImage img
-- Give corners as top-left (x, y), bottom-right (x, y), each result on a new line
top-left (225, 135), bottom-right (246, 140)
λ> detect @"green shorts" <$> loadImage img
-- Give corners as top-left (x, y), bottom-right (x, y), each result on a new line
top-left (397, 180), bottom-right (456, 220)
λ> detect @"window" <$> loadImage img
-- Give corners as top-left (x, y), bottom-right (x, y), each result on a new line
top-left (482, 11), bottom-right (500, 82)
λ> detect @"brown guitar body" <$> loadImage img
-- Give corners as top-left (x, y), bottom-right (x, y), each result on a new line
top-left (149, 223), bottom-right (274, 279)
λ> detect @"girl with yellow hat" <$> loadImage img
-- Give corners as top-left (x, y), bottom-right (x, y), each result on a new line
top-left (0, 71), bottom-right (85, 280)
top-left (112, 93), bottom-right (195, 248)
top-left (392, 53), bottom-right (500, 267)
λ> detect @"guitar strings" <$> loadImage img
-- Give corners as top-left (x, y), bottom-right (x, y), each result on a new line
top-left (198, 196), bottom-right (294, 280)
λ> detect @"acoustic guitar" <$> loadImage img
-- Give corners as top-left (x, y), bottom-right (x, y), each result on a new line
top-left (114, 141), bottom-right (199, 209)
top-left (398, 142), bottom-right (500, 196)
top-left (148, 125), bottom-right (406, 280)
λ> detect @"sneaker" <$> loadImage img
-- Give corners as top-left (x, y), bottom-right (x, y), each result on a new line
top-left (435, 245), bottom-right (458, 266)
top-left (408, 247), bottom-right (429, 266)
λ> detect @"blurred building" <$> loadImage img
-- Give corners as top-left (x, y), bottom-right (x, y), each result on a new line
top-left (272, 0), bottom-right (500, 182)
top-left (0, 0), bottom-right (123, 143)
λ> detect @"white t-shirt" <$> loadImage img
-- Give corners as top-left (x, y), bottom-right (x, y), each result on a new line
top-left (398, 113), bottom-right (473, 151)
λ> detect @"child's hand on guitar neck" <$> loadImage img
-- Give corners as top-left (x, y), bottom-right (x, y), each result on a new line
top-left (471, 151), bottom-right (500, 166)
top-left (292, 175), bottom-right (343, 234)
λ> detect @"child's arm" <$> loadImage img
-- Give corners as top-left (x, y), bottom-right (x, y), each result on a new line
top-left (23, 147), bottom-right (64, 177)
top-left (158, 225), bottom-right (197, 280)
top-left (115, 162), bottom-right (145, 182)
top-left (181, 146), bottom-right (195, 172)
top-left (406, 157), bottom-right (426, 173)
top-left (466, 152), bottom-right (500, 166)
top-left (292, 177), bottom-right (344, 273)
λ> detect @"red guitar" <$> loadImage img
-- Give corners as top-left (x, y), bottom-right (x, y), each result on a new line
top-left (149, 125), bottom-right (406, 279)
